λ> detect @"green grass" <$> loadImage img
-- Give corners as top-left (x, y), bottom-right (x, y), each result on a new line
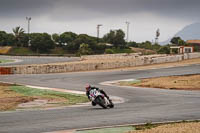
top-left (0, 59), bottom-right (13, 63)
top-left (112, 48), bottom-right (133, 53)
top-left (10, 85), bottom-right (89, 105)
top-left (76, 126), bottom-right (135, 133)
top-left (50, 47), bottom-right (66, 55)
top-left (7, 47), bottom-right (75, 56)
top-left (9, 47), bottom-right (35, 55)
top-left (105, 48), bottom-right (133, 54)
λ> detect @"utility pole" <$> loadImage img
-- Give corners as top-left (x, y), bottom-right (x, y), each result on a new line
top-left (26, 17), bottom-right (31, 46)
top-left (155, 28), bottom-right (160, 44)
top-left (125, 21), bottom-right (130, 42)
top-left (97, 24), bottom-right (102, 43)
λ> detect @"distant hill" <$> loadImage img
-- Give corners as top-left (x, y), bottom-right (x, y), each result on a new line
top-left (161, 22), bottom-right (200, 45)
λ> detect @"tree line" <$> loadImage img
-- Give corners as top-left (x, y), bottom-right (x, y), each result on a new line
top-left (0, 26), bottom-right (189, 55)
top-left (0, 27), bottom-right (129, 55)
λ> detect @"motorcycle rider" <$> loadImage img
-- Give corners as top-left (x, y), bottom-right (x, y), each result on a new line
top-left (85, 84), bottom-right (112, 106)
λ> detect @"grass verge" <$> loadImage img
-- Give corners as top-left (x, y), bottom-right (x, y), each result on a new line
top-left (126, 121), bottom-right (200, 133)
top-left (0, 59), bottom-right (13, 63)
top-left (10, 85), bottom-right (89, 105)
top-left (76, 126), bottom-right (136, 133)
top-left (8, 47), bottom-right (35, 55)
top-left (119, 74), bottom-right (200, 90)
top-left (76, 121), bottom-right (200, 133)
top-left (0, 83), bottom-right (88, 111)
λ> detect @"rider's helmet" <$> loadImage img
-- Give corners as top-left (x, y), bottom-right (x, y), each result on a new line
top-left (85, 84), bottom-right (91, 91)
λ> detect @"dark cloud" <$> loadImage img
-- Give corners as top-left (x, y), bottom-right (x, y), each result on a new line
top-left (0, 0), bottom-right (200, 21)
top-left (49, 0), bottom-right (200, 21)
top-left (0, 0), bottom-right (53, 18)
top-left (0, 0), bottom-right (199, 42)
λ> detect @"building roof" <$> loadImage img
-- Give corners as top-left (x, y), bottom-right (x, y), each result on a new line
top-left (186, 40), bottom-right (200, 44)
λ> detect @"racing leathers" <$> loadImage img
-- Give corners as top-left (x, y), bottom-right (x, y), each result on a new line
top-left (86, 86), bottom-right (110, 106)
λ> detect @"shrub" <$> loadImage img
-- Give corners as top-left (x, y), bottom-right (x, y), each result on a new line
top-left (105, 49), bottom-right (114, 54)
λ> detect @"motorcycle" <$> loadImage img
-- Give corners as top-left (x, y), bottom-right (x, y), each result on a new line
top-left (89, 89), bottom-right (114, 109)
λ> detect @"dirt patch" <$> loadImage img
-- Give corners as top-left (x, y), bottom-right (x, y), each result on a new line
top-left (0, 46), bottom-right (12, 54)
top-left (127, 122), bottom-right (200, 133)
top-left (0, 83), bottom-right (88, 111)
top-left (120, 74), bottom-right (200, 90)
top-left (0, 83), bottom-right (34, 111)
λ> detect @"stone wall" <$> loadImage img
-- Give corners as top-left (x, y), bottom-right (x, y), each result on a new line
top-left (1, 53), bottom-right (200, 74)
top-left (81, 53), bottom-right (142, 60)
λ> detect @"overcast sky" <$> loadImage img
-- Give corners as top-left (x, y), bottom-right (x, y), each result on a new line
top-left (0, 0), bottom-right (199, 42)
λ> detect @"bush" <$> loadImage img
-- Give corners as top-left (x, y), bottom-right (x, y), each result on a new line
top-left (78, 43), bottom-right (93, 55)
top-left (105, 48), bottom-right (133, 54)
top-left (9, 47), bottom-right (35, 55)
top-left (30, 33), bottom-right (55, 53)
top-left (112, 48), bottom-right (132, 53)
top-left (157, 46), bottom-right (170, 54)
top-left (105, 49), bottom-right (114, 54)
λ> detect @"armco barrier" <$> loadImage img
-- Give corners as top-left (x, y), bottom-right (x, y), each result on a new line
top-left (0, 67), bottom-right (12, 75)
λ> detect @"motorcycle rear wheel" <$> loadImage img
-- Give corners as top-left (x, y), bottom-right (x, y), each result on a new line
top-left (96, 96), bottom-right (107, 109)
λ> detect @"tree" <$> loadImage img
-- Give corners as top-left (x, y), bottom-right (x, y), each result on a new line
top-left (170, 36), bottom-right (186, 45)
top-left (103, 29), bottom-right (126, 48)
top-left (60, 32), bottom-right (77, 46)
top-left (52, 33), bottom-right (61, 46)
top-left (12, 26), bottom-right (25, 47)
top-left (170, 37), bottom-right (181, 44)
top-left (138, 41), bottom-right (152, 49)
top-left (158, 45), bottom-right (170, 54)
top-left (152, 43), bottom-right (161, 51)
top-left (73, 34), bottom-right (97, 50)
top-left (78, 43), bottom-right (93, 55)
top-left (6, 33), bottom-right (15, 46)
top-left (127, 41), bottom-right (138, 47)
top-left (0, 31), bottom-right (8, 46)
top-left (30, 33), bottom-right (55, 53)
top-left (0, 31), bottom-right (15, 46)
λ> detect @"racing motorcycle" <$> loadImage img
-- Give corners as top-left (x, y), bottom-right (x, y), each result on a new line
top-left (89, 89), bottom-right (114, 109)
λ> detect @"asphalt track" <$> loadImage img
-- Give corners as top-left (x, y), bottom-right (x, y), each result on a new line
top-left (0, 64), bottom-right (200, 133)
top-left (0, 55), bottom-right (80, 66)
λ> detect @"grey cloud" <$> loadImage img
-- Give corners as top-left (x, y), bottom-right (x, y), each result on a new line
top-left (0, 0), bottom-right (200, 22)
top-left (0, 0), bottom-right (53, 18)
top-left (49, 0), bottom-right (200, 22)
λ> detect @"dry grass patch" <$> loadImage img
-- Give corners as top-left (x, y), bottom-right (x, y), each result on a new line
top-left (0, 83), bottom-right (34, 111)
top-left (0, 46), bottom-right (12, 54)
top-left (120, 74), bottom-right (200, 90)
top-left (0, 83), bottom-right (88, 111)
top-left (127, 122), bottom-right (200, 133)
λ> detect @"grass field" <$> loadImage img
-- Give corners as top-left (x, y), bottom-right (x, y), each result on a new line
top-left (119, 74), bottom-right (200, 90)
top-left (0, 83), bottom-right (88, 111)
top-left (8, 47), bottom-right (35, 55)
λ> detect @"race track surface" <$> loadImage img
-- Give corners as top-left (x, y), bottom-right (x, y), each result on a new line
top-left (0, 64), bottom-right (200, 133)
top-left (0, 55), bottom-right (80, 66)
